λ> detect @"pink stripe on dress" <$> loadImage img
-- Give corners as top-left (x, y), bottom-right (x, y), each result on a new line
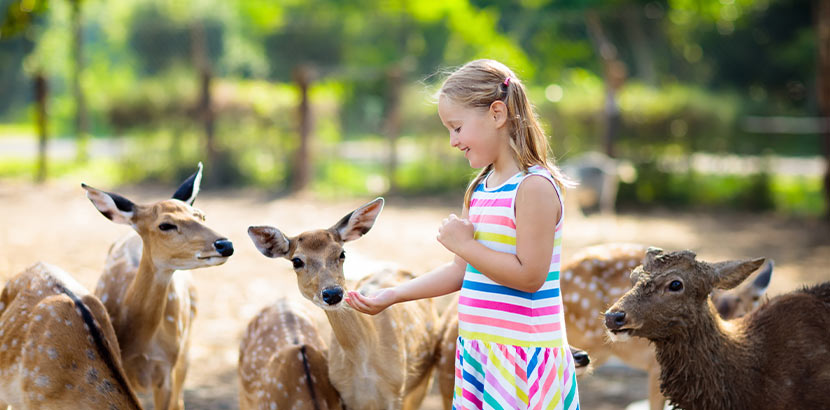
top-left (459, 296), bottom-right (561, 317)
top-left (458, 312), bottom-right (562, 334)
top-left (469, 197), bottom-right (512, 208)
top-left (468, 214), bottom-right (516, 229)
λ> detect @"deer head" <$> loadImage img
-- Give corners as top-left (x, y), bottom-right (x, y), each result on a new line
top-left (248, 198), bottom-right (384, 310)
top-left (604, 247), bottom-right (765, 341)
top-left (82, 163), bottom-right (233, 271)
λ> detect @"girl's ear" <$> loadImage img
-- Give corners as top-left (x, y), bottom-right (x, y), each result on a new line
top-left (490, 100), bottom-right (508, 128)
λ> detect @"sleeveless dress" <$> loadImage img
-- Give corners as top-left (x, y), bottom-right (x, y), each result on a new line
top-left (453, 165), bottom-right (580, 410)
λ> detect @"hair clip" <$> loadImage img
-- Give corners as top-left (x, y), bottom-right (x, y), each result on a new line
top-left (503, 77), bottom-right (511, 87)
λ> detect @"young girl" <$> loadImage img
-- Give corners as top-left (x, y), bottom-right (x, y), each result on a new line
top-left (346, 59), bottom-right (579, 410)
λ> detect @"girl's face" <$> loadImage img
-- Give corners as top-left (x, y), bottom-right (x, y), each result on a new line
top-left (438, 96), bottom-right (506, 169)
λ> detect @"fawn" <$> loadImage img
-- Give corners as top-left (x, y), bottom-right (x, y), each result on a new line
top-left (248, 198), bottom-right (439, 410)
top-left (605, 248), bottom-right (830, 410)
top-left (83, 163), bottom-right (233, 410)
top-left (238, 298), bottom-right (343, 410)
top-left (0, 263), bottom-right (142, 409)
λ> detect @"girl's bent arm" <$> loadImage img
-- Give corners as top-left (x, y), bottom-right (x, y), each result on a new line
top-left (441, 175), bottom-right (560, 293)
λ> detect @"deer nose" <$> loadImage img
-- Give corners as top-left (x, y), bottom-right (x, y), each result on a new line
top-left (604, 311), bottom-right (627, 329)
top-left (321, 287), bottom-right (343, 305)
top-left (213, 239), bottom-right (234, 257)
top-left (573, 350), bottom-right (590, 368)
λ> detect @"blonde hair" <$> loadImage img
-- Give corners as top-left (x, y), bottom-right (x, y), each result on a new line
top-left (439, 59), bottom-right (573, 207)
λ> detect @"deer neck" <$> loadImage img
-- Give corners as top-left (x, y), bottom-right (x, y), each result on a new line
top-left (653, 302), bottom-right (755, 409)
top-left (325, 307), bottom-right (378, 352)
top-left (118, 244), bottom-right (175, 352)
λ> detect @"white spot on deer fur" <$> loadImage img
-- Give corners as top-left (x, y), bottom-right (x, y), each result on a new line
top-left (564, 270), bottom-right (572, 280)
top-left (0, 344), bottom-right (7, 351)
top-left (166, 315), bottom-right (175, 323)
top-left (11, 339), bottom-right (18, 347)
top-left (581, 299), bottom-right (589, 309)
top-left (35, 375), bottom-right (49, 387)
top-left (0, 302), bottom-right (4, 311)
top-left (588, 282), bottom-right (596, 291)
top-left (271, 403), bottom-right (276, 410)
top-left (47, 347), bottom-right (58, 360)
top-left (101, 294), bottom-right (108, 303)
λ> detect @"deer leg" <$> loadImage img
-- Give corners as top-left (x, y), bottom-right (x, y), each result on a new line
top-left (170, 357), bottom-right (189, 410)
top-left (153, 374), bottom-right (175, 410)
top-left (647, 365), bottom-right (666, 410)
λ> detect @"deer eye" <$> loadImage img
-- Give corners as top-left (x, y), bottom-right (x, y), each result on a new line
top-left (291, 258), bottom-right (305, 269)
top-left (668, 280), bottom-right (683, 292)
top-left (159, 223), bottom-right (177, 232)
top-left (339, 251), bottom-right (346, 260)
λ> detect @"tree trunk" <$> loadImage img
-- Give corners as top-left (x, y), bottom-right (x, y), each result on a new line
top-left (291, 65), bottom-right (314, 192)
top-left (817, 0), bottom-right (830, 220)
top-left (70, 0), bottom-right (88, 162)
top-left (191, 21), bottom-right (217, 185)
top-left (34, 72), bottom-right (48, 183)
top-left (585, 10), bottom-right (626, 159)
top-left (383, 66), bottom-right (403, 193)
top-left (622, 5), bottom-right (656, 86)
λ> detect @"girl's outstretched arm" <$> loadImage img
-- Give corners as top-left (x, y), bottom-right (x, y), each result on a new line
top-left (346, 255), bottom-right (466, 315)
top-left (439, 175), bottom-right (560, 293)
top-left (346, 206), bottom-right (472, 315)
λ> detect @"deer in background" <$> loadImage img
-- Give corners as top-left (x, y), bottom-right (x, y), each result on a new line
top-left (0, 262), bottom-right (142, 409)
top-left (435, 243), bottom-right (773, 409)
top-left (605, 248), bottom-right (830, 410)
top-left (238, 298), bottom-right (343, 410)
top-left (248, 198), bottom-right (439, 410)
top-left (83, 163), bottom-right (234, 410)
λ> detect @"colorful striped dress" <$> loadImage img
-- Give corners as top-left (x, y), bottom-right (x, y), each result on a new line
top-left (454, 165), bottom-right (580, 410)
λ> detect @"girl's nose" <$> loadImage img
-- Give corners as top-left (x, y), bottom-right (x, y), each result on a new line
top-left (449, 135), bottom-right (459, 147)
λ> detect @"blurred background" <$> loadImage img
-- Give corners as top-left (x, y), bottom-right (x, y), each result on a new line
top-left (0, 0), bottom-right (827, 215)
top-left (1, 0), bottom-right (828, 409)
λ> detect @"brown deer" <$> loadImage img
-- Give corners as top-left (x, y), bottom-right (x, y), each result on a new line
top-left (238, 298), bottom-right (343, 410)
top-left (0, 262), bottom-right (142, 409)
top-left (434, 243), bottom-right (772, 409)
top-left (605, 248), bottom-right (830, 410)
top-left (248, 198), bottom-right (439, 410)
top-left (83, 163), bottom-right (234, 410)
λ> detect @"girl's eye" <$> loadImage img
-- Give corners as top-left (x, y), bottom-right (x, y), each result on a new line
top-left (159, 223), bottom-right (177, 231)
top-left (339, 251), bottom-right (346, 260)
top-left (668, 280), bottom-right (683, 292)
top-left (454, 127), bottom-right (461, 133)
top-left (291, 258), bottom-right (305, 269)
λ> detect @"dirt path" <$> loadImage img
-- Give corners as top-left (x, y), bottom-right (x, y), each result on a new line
top-left (1, 181), bottom-right (827, 409)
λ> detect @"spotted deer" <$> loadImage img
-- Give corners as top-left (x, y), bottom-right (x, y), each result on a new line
top-left (248, 198), bottom-right (439, 410)
top-left (83, 163), bottom-right (234, 410)
top-left (605, 248), bottom-right (830, 410)
top-left (0, 262), bottom-right (142, 410)
top-left (435, 243), bottom-right (772, 409)
top-left (238, 298), bottom-right (343, 410)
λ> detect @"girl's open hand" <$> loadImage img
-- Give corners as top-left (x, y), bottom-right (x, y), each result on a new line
top-left (437, 213), bottom-right (474, 255)
top-left (346, 288), bottom-right (398, 315)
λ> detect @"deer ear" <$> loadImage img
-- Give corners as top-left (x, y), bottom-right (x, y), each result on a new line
top-left (711, 257), bottom-right (766, 290)
top-left (82, 183), bottom-right (135, 226)
top-left (172, 162), bottom-right (203, 206)
top-left (331, 198), bottom-right (384, 242)
top-left (248, 226), bottom-right (291, 259)
top-left (750, 259), bottom-right (774, 290)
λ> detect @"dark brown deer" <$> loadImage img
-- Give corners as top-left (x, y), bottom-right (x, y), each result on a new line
top-left (605, 248), bottom-right (830, 410)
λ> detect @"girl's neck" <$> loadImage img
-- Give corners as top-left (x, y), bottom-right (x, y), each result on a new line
top-left (487, 156), bottom-right (521, 187)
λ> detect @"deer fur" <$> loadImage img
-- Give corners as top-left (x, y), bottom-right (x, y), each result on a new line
top-left (238, 298), bottom-right (343, 410)
top-left (248, 198), bottom-right (439, 410)
top-left (605, 248), bottom-right (830, 410)
top-left (0, 262), bottom-right (142, 409)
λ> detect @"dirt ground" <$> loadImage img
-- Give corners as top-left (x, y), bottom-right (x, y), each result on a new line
top-left (1, 181), bottom-right (828, 409)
